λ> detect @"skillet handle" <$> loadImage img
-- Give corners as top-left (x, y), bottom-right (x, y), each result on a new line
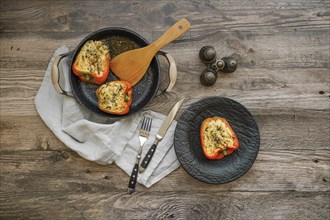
top-left (51, 52), bottom-right (73, 96)
top-left (156, 51), bottom-right (177, 95)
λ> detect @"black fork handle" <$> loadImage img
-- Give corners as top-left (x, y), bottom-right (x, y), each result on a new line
top-left (128, 162), bottom-right (139, 194)
top-left (128, 145), bottom-right (143, 194)
top-left (127, 116), bottom-right (152, 193)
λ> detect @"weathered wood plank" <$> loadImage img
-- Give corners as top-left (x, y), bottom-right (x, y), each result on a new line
top-left (0, 191), bottom-right (329, 220)
top-left (1, 110), bottom-right (329, 151)
top-left (1, 29), bottom-right (329, 70)
top-left (0, 115), bottom-right (68, 151)
top-left (1, 67), bottom-right (329, 115)
top-left (1, 0), bottom-right (329, 33)
top-left (0, 150), bottom-right (329, 192)
top-left (1, 70), bottom-right (328, 116)
top-left (1, 56), bottom-right (329, 115)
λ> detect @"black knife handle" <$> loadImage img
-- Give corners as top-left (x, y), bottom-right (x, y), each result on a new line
top-left (128, 163), bottom-right (139, 194)
top-left (139, 142), bottom-right (158, 173)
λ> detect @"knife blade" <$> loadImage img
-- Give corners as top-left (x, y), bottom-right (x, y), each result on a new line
top-left (139, 98), bottom-right (185, 173)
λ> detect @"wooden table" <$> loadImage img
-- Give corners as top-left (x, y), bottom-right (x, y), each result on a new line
top-left (1, 1), bottom-right (329, 219)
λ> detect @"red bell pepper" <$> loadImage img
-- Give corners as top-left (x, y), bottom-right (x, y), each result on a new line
top-left (200, 117), bottom-right (239, 160)
top-left (96, 80), bottom-right (133, 115)
top-left (72, 40), bottom-right (110, 85)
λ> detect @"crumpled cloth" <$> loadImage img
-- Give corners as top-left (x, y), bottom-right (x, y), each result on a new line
top-left (34, 46), bottom-right (180, 187)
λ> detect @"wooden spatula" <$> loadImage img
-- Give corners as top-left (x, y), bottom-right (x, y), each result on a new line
top-left (110, 18), bottom-right (190, 86)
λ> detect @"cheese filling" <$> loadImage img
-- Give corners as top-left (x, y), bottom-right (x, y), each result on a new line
top-left (98, 83), bottom-right (127, 111)
top-left (203, 119), bottom-right (234, 155)
top-left (76, 40), bottom-right (108, 75)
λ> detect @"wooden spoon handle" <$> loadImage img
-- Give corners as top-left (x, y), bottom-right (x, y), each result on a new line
top-left (151, 18), bottom-right (190, 52)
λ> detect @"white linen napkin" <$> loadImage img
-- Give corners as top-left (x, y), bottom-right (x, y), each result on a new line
top-left (34, 46), bottom-right (180, 187)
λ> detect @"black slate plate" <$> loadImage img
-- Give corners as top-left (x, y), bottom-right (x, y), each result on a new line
top-left (174, 96), bottom-right (260, 184)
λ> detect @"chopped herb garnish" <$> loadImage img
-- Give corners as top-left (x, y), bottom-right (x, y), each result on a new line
top-left (125, 94), bottom-right (130, 102)
top-left (84, 74), bottom-right (93, 81)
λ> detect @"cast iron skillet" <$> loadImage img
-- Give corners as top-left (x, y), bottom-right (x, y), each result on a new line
top-left (51, 27), bottom-right (176, 120)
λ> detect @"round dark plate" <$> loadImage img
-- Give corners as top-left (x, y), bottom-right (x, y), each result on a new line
top-left (174, 96), bottom-right (260, 184)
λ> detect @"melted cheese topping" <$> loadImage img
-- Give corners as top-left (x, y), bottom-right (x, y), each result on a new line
top-left (203, 119), bottom-right (234, 155)
top-left (98, 82), bottom-right (128, 112)
top-left (75, 40), bottom-right (108, 75)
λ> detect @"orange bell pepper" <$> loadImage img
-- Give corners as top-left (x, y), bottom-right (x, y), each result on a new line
top-left (200, 117), bottom-right (239, 160)
top-left (96, 80), bottom-right (133, 115)
top-left (72, 53), bottom-right (110, 85)
top-left (72, 40), bottom-right (110, 85)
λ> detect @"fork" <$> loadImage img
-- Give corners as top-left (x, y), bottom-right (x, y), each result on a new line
top-left (128, 116), bottom-right (152, 194)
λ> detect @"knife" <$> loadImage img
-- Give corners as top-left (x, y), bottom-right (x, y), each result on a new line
top-left (139, 98), bottom-right (185, 173)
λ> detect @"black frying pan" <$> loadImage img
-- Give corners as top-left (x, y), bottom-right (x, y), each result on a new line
top-left (52, 28), bottom-right (176, 120)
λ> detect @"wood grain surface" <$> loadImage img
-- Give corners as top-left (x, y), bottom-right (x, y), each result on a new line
top-left (1, 0), bottom-right (329, 219)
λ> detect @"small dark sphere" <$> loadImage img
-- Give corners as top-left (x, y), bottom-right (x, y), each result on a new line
top-left (199, 46), bottom-right (217, 64)
top-left (200, 68), bottom-right (217, 86)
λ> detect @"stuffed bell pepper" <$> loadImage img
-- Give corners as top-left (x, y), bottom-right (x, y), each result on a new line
top-left (72, 40), bottom-right (110, 85)
top-left (96, 80), bottom-right (133, 115)
top-left (200, 117), bottom-right (239, 160)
